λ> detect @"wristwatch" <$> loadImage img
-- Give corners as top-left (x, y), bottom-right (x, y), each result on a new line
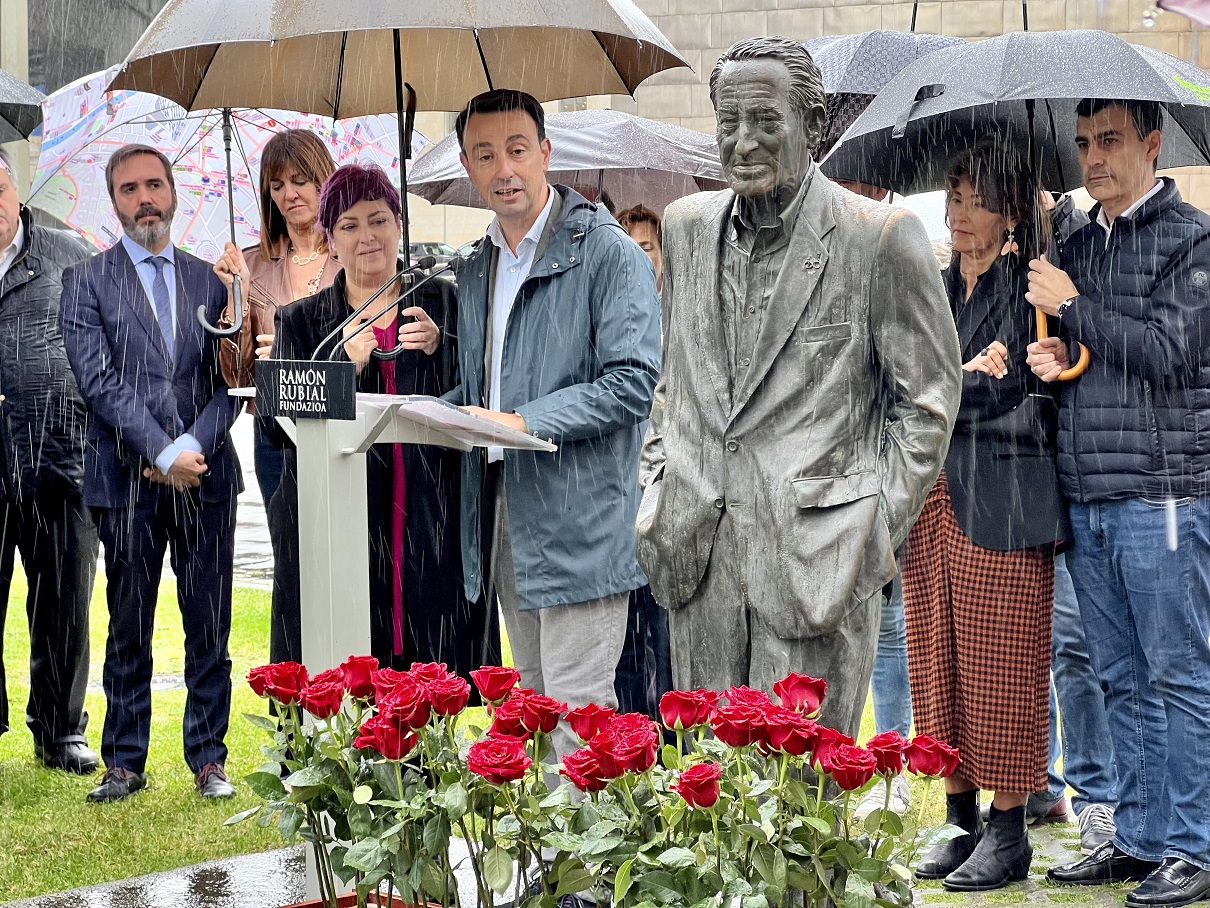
top-left (1056, 296), bottom-right (1077, 321)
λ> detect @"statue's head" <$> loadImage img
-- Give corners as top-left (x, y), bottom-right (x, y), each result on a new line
top-left (709, 37), bottom-right (825, 198)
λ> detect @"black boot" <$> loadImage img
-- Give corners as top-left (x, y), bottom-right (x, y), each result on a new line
top-left (943, 804), bottom-right (1033, 891)
top-left (916, 790), bottom-right (983, 880)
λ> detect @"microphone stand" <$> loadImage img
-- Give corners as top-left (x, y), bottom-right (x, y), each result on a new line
top-left (308, 256), bottom-right (435, 361)
top-left (330, 261), bottom-right (458, 362)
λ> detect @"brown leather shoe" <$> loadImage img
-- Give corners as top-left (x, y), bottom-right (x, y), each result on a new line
top-left (196, 763), bottom-right (235, 799)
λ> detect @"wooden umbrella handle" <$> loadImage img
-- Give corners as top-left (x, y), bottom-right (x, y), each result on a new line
top-left (1034, 306), bottom-right (1090, 380)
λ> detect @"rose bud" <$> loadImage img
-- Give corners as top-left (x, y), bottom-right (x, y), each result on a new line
top-left (822, 744), bottom-right (878, 791)
top-left (710, 703), bottom-right (768, 748)
top-left (561, 747), bottom-right (612, 792)
top-left (566, 704), bottom-right (617, 743)
top-left (339, 655), bottom-right (379, 700)
top-left (673, 761), bottom-right (723, 808)
top-left (773, 673), bottom-right (827, 715)
top-left (764, 705), bottom-right (819, 757)
top-left (866, 730), bottom-right (908, 776)
top-left (409, 662), bottom-right (450, 683)
top-left (427, 674), bottom-right (471, 717)
top-left (489, 694), bottom-right (530, 739)
top-left (905, 734), bottom-right (962, 778)
top-left (520, 693), bottom-right (567, 735)
top-left (299, 668), bottom-right (346, 719)
top-left (371, 667), bottom-right (410, 702)
top-left (659, 689), bottom-right (718, 730)
top-left (378, 676), bottom-right (432, 730)
top-left (262, 662), bottom-right (309, 706)
top-left (810, 726), bottom-right (855, 769)
top-left (468, 736), bottom-right (532, 784)
top-left (470, 666), bottom-right (521, 704)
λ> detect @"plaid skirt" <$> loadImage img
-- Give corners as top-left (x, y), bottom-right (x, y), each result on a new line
top-left (901, 473), bottom-right (1052, 793)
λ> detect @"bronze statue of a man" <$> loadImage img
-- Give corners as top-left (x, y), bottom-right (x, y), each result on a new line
top-left (636, 36), bottom-right (961, 736)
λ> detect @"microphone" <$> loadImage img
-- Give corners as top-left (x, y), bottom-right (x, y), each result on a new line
top-left (332, 255), bottom-right (465, 362)
top-left (308, 256), bottom-right (437, 360)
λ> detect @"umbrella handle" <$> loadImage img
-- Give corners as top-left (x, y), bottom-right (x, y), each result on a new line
top-left (198, 273), bottom-right (245, 337)
top-left (1034, 304), bottom-right (1090, 380)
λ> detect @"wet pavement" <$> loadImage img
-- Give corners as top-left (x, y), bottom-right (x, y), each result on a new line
top-left (231, 415), bottom-right (274, 590)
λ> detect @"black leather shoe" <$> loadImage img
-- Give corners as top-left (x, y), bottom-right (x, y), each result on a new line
top-left (196, 763), bottom-right (236, 799)
top-left (87, 767), bottom-right (148, 803)
top-left (917, 790), bottom-right (983, 880)
top-left (944, 804), bottom-right (1032, 891)
top-left (1126, 859), bottom-right (1210, 907)
top-left (1049, 842), bottom-right (1161, 886)
top-left (35, 740), bottom-right (99, 775)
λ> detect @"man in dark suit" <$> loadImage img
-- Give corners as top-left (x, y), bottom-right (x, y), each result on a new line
top-left (60, 143), bottom-right (242, 803)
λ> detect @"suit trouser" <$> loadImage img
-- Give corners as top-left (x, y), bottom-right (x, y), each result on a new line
top-left (94, 484), bottom-right (236, 775)
top-left (491, 478), bottom-right (629, 764)
top-left (667, 509), bottom-right (879, 739)
top-left (0, 492), bottom-right (98, 745)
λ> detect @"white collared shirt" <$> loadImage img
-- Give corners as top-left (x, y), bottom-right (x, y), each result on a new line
top-left (1096, 178), bottom-right (1164, 244)
top-left (484, 185), bottom-right (556, 463)
top-left (0, 220), bottom-right (24, 287)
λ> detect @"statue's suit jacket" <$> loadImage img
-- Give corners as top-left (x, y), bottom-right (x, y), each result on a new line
top-left (637, 174), bottom-right (962, 638)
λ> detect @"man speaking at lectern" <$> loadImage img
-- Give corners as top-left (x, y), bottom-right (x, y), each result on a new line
top-left (448, 90), bottom-right (662, 767)
top-left (60, 144), bottom-right (241, 804)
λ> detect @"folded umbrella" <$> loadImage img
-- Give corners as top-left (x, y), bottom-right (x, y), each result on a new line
top-left (410, 109), bottom-right (724, 215)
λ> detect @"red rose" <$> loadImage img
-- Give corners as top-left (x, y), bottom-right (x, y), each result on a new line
top-left (867, 730), bottom-right (908, 775)
top-left (489, 694), bottom-right (530, 739)
top-left (773, 673), bottom-right (827, 715)
top-left (811, 726), bottom-right (855, 769)
top-left (673, 761), bottom-right (723, 808)
top-left (764, 705), bottom-right (819, 757)
top-left (471, 666), bottom-right (521, 704)
top-left (372, 667), bottom-right (410, 702)
top-left (468, 736), bottom-right (532, 784)
top-left (822, 744), bottom-right (878, 791)
top-left (409, 662), bottom-right (449, 683)
top-left (659, 689), bottom-right (720, 730)
top-left (339, 655), bottom-right (379, 700)
top-left (905, 734), bottom-right (962, 778)
top-left (261, 662), bottom-right (309, 705)
top-left (566, 704), bottom-right (616, 743)
top-left (710, 703), bottom-right (768, 748)
top-left (427, 675), bottom-right (471, 717)
top-left (299, 668), bottom-right (346, 719)
top-left (248, 664), bottom-right (273, 698)
top-left (520, 692), bottom-right (567, 735)
top-left (378, 677), bottom-right (431, 730)
top-left (355, 715), bottom-right (418, 760)
top-left (724, 685), bottom-right (773, 709)
top-left (606, 713), bottom-right (661, 772)
top-left (561, 747), bottom-right (612, 792)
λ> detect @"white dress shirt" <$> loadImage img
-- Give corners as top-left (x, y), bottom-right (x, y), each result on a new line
top-left (0, 220), bottom-right (24, 287)
top-left (1096, 178), bottom-right (1165, 244)
top-left (484, 185), bottom-right (556, 463)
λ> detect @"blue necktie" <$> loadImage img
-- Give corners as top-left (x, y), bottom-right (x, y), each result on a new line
top-left (149, 255), bottom-right (174, 358)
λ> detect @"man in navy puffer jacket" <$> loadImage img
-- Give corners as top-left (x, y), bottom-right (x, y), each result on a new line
top-left (1027, 98), bottom-right (1210, 908)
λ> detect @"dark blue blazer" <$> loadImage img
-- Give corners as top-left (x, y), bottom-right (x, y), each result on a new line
top-left (59, 242), bottom-right (242, 509)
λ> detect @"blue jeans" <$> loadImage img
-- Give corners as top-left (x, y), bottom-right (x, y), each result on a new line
top-left (1067, 497), bottom-right (1210, 869)
top-left (871, 574), bottom-right (912, 737)
top-left (1049, 551), bottom-right (1118, 813)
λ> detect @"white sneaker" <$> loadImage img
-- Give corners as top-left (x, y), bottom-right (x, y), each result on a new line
top-left (1077, 803), bottom-right (1116, 854)
top-left (854, 773), bottom-right (912, 821)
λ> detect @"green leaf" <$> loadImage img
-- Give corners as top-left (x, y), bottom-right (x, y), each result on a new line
top-left (741, 895), bottom-right (768, 908)
top-left (785, 865), bottom-right (816, 893)
top-left (637, 870), bottom-right (683, 905)
top-left (801, 816), bottom-right (833, 836)
top-left (863, 809), bottom-right (903, 838)
top-left (244, 770), bottom-right (286, 800)
top-left (752, 844), bottom-right (786, 889)
top-left (580, 835), bottom-right (624, 858)
top-left (484, 846), bottom-right (514, 894)
top-left (353, 784), bottom-right (373, 805)
top-left (845, 872), bottom-right (876, 908)
top-left (423, 814), bottom-right (451, 855)
top-left (442, 781), bottom-right (469, 819)
top-left (347, 802), bottom-right (374, 839)
top-left (277, 805), bottom-right (304, 840)
top-left (345, 838), bottom-right (387, 873)
top-left (544, 831), bottom-right (587, 853)
top-left (285, 765), bottom-right (327, 787)
top-left (224, 805), bottom-right (262, 825)
top-left (737, 823), bottom-right (768, 844)
top-left (614, 857), bottom-right (635, 904)
top-left (420, 856), bottom-right (448, 900)
top-left (555, 864), bottom-right (595, 897)
top-left (243, 712), bottom-right (281, 732)
top-left (657, 847), bottom-right (698, 869)
top-left (661, 743), bottom-right (682, 771)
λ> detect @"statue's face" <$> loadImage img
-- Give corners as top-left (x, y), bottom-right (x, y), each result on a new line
top-left (715, 59), bottom-right (820, 198)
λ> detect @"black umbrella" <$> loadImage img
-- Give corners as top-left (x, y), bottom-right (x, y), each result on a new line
top-left (821, 29), bottom-right (1210, 196)
top-left (0, 67), bottom-right (45, 142)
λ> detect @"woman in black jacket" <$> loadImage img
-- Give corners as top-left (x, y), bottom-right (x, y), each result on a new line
top-left (269, 163), bottom-right (499, 683)
top-left (904, 142), bottom-right (1071, 892)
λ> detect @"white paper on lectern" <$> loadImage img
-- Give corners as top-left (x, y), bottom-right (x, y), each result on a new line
top-left (359, 394), bottom-right (557, 452)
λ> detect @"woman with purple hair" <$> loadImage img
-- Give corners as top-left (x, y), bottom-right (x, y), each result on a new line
top-left (268, 163), bottom-right (500, 684)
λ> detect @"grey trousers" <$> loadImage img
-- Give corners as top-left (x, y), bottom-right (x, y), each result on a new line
top-left (492, 483), bottom-right (629, 763)
top-left (667, 510), bottom-right (880, 739)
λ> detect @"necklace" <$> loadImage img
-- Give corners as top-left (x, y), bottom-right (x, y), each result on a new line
top-left (289, 243), bottom-right (321, 266)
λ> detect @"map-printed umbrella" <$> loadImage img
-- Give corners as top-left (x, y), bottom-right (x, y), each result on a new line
top-left (410, 109), bottom-right (724, 216)
top-left (30, 67), bottom-right (426, 260)
top-left (0, 66), bottom-right (45, 142)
